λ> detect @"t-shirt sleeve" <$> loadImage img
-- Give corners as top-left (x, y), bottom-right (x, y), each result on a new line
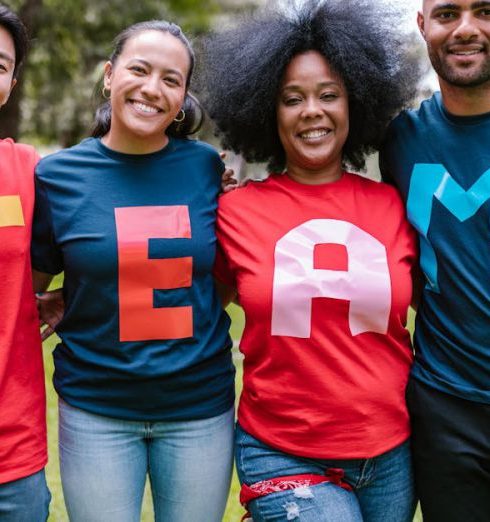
top-left (213, 195), bottom-right (237, 288)
top-left (389, 185), bottom-right (418, 266)
top-left (379, 119), bottom-right (399, 185)
top-left (31, 173), bottom-right (63, 274)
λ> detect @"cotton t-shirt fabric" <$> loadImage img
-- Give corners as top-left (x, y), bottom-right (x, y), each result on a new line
top-left (380, 93), bottom-right (490, 404)
top-left (0, 138), bottom-right (47, 484)
top-left (31, 137), bottom-right (234, 421)
top-left (215, 172), bottom-right (416, 459)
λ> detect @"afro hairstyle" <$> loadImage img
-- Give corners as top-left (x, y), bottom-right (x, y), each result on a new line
top-left (199, 0), bottom-right (420, 172)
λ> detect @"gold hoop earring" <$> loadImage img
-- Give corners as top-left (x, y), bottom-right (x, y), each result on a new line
top-left (102, 86), bottom-right (111, 100)
top-left (174, 109), bottom-right (185, 123)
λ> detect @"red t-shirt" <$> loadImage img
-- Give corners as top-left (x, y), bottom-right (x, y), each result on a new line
top-left (215, 172), bottom-right (416, 459)
top-left (0, 138), bottom-right (47, 483)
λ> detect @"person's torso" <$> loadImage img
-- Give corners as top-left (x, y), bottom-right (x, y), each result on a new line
top-left (380, 93), bottom-right (490, 403)
top-left (0, 138), bottom-right (47, 483)
top-left (216, 172), bottom-right (415, 458)
top-left (32, 137), bottom-right (234, 421)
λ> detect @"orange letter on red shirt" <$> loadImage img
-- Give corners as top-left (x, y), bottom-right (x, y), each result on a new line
top-left (115, 206), bottom-right (192, 341)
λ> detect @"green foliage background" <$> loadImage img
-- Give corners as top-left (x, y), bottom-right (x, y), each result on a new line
top-left (1, 0), bottom-right (256, 144)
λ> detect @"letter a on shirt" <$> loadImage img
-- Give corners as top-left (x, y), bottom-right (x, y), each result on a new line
top-left (271, 219), bottom-right (391, 337)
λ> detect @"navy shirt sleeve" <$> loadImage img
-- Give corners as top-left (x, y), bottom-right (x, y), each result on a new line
top-left (31, 170), bottom-right (63, 275)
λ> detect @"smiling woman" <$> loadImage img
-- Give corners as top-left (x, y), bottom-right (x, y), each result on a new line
top-left (101, 29), bottom-right (190, 154)
top-left (30, 19), bottom-right (236, 522)
top-left (201, 1), bottom-right (422, 521)
top-left (276, 51), bottom-right (349, 184)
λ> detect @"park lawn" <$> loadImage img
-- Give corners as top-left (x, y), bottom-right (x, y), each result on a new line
top-left (43, 300), bottom-right (420, 521)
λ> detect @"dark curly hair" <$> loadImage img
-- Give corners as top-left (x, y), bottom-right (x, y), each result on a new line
top-left (92, 20), bottom-right (203, 139)
top-left (200, 0), bottom-right (419, 171)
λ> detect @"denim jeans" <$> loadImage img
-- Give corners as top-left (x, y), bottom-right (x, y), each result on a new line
top-left (0, 469), bottom-right (50, 522)
top-left (235, 424), bottom-right (416, 522)
top-left (59, 399), bottom-right (234, 522)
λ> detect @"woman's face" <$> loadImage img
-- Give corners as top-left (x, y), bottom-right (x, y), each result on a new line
top-left (277, 51), bottom-right (349, 183)
top-left (0, 25), bottom-right (16, 108)
top-left (103, 29), bottom-right (190, 154)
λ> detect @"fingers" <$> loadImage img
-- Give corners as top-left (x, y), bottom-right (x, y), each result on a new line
top-left (41, 325), bottom-right (55, 341)
top-left (221, 169), bottom-right (238, 193)
top-left (36, 289), bottom-right (63, 301)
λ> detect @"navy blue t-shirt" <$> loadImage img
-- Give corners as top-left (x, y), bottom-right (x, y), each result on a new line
top-left (32, 137), bottom-right (235, 421)
top-left (380, 93), bottom-right (490, 404)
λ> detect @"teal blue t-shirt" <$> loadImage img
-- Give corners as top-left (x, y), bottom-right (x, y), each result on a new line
top-left (32, 137), bottom-right (235, 421)
top-left (380, 93), bottom-right (490, 404)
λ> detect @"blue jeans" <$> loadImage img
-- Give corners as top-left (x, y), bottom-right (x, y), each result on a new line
top-left (0, 469), bottom-right (50, 522)
top-left (235, 424), bottom-right (416, 522)
top-left (59, 399), bottom-right (234, 522)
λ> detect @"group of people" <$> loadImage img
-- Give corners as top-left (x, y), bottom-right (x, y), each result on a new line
top-left (0, 1), bottom-right (487, 522)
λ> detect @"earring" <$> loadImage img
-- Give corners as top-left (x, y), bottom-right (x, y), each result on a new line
top-left (102, 86), bottom-right (111, 100)
top-left (174, 109), bottom-right (185, 123)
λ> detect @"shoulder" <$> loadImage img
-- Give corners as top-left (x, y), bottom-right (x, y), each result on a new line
top-left (218, 174), bottom-right (275, 209)
top-left (36, 138), bottom-right (97, 179)
top-left (173, 138), bottom-right (221, 160)
top-left (348, 173), bottom-right (405, 211)
top-left (387, 94), bottom-right (439, 139)
top-left (172, 138), bottom-right (224, 173)
top-left (0, 138), bottom-right (39, 167)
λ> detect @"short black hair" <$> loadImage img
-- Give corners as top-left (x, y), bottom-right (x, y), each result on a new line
top-left (0, 4), bottom-right (29, 79)
top-left (200, 0), bottom-right (419, 171)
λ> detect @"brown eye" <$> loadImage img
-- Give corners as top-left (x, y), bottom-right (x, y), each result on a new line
top-left (435, 10), bottom-right (457, 20)
top-left (283, 97), bottom-right (302, 106)
top-left (164, 76), bottom-right (180, 86)
top-left (130, 65), bottom-right (146, 74)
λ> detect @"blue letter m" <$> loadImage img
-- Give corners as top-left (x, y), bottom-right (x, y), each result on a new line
top-left (407, 164), bottom-right (490, 292)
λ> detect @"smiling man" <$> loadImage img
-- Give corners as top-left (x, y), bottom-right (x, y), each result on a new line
top-left (380, 1), bottom-right (490, 520)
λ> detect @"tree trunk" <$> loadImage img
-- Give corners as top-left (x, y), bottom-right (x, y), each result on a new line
top-left (0, 0), bottom-right (43, 140)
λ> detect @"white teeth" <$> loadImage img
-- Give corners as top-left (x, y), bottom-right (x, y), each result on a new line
top-left (300, 129), bottom-right (328, 139)
top-left (132, 101), bottom-right (158, 113)
top-left (452, 50), bottom-right (481, 56)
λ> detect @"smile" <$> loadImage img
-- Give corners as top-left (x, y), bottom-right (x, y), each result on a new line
top-left (129, 100), bottom-right (161, 114)
top-left (448, 45), bottom-right (484, 57)
top-left (298, 128), bottom-right (330, 140)
top-left (451, 50), bottom-right (481, 56)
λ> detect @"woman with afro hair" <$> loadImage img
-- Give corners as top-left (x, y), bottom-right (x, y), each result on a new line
top-left (202, 1), bottom-right (420, 521)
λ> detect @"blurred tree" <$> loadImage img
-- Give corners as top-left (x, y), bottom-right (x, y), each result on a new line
top-left (0, 0), bottom-right (260, 144)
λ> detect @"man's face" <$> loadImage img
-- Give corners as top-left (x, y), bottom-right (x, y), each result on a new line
top-left (419, 0), bottom-right (490, 87)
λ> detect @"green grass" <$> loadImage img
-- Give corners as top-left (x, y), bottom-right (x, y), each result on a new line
top-left (43, 299), bottom-right (420, 521)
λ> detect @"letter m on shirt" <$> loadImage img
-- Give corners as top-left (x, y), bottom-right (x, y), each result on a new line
top-left (407, 164), bottom-right (490, 292)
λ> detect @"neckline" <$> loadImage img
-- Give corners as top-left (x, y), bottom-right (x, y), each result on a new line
top-left (434, 92), bottom-right (490, 126)
top-left (93, 136), bottom-right (176, 162)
